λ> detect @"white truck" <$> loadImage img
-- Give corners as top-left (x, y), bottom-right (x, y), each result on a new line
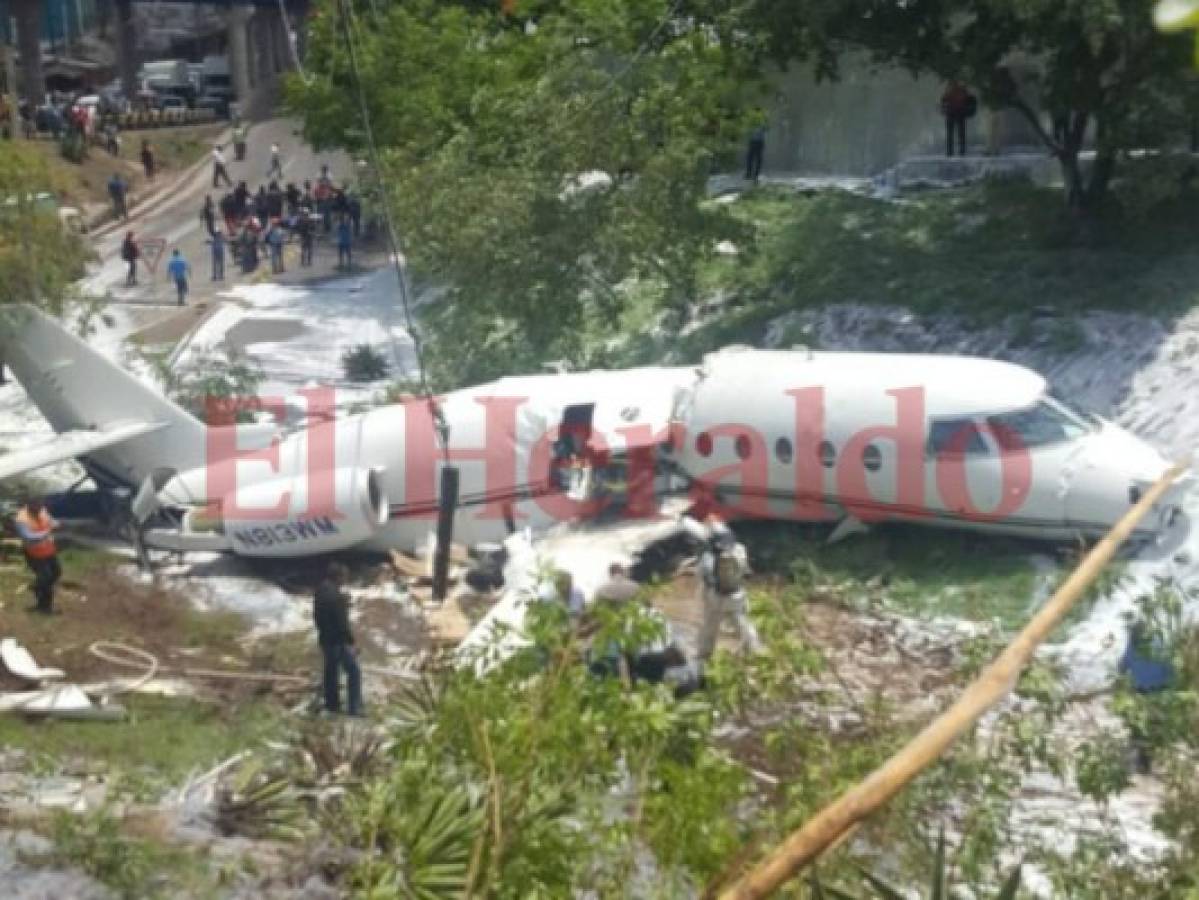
top-left (200, 56), bottom-right (233, 99)
top-left (138, 59), bottom-right (189, 91)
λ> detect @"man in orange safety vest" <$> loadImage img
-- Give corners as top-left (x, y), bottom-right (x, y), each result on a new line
top-left (14, 497), bottom-right (61, 614)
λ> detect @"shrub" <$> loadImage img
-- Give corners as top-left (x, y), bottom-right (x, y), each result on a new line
top-left (341, 343), bottom-right (391, 382)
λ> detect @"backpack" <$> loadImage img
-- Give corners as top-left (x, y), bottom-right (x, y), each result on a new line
top-left (713, 549), bottom-right (744, 594)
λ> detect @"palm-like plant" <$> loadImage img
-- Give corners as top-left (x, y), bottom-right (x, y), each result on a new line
top-left (810, 830), bottom-right (1023, 900)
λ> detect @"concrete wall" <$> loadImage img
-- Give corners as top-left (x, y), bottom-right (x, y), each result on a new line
top-left (763, 54), bottom-right (1049, 176)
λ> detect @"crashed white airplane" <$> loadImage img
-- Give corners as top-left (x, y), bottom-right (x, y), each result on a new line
top-left (0, 305), bottom-right (1184, 559)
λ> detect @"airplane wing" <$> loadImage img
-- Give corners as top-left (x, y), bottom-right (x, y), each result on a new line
top-left (0, 422), bottom-right (167, 481)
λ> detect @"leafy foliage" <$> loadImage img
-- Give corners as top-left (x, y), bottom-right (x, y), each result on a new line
top-left (0, 142), bottom-right (91, 311)
top-left (48, 808), bottom-right (159, 899)
top-left (143, 347), bottom-right (266, 422)
top-left (780, 0), bottom-right (1194, 208)
top-left (812, 829), bottom-right (1024, 899)
top-left (291, 0), bottom-right (758, 382)
top-left (216, 720), bottom-right (390, 843)
top-left (327, 601), bottom-right (754, 896)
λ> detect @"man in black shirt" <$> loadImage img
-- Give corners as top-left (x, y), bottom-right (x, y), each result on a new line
top-left (313, 562), bottom-right (363, 715)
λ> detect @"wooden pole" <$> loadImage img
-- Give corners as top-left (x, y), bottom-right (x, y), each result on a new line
top-left (719, 463), bottom-right (1189, 900)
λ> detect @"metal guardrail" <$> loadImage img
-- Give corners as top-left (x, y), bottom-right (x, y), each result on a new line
top-left (22, 107), bottom-right (222, 139)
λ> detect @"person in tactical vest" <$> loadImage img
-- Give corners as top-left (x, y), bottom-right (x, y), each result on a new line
top-left (682, 512), bottom-right (763, 661)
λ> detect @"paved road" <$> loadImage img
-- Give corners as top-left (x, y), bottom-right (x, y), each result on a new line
top-left (82, 117), bottom-right (354, 314)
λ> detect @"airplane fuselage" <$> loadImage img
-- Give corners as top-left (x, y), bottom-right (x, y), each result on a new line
top-left (148, 347), bottom-right (1182, 556)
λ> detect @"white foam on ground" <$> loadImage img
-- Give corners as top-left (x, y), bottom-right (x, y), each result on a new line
top-left (0, 303), bottom-right (151, 489)
top-left (130, 553), bottom-right (310, 635)
top-left (176, 271), bottom-right (421, 406)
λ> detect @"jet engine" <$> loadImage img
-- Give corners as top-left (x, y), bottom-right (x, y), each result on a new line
top-left (184, 466), bottom-right (389, 557)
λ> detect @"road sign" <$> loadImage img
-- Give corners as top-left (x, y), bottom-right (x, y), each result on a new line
top-left (139, 237), bottom-right (166, 274)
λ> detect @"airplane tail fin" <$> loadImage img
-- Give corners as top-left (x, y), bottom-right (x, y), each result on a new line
top-left (0, 305), bottom-right (207, 487)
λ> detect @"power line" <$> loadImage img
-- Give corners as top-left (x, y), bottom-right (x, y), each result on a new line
top-left (334, 0), bottom-right (448, 457)
top-left (276, 0), bottom-right (313, 84)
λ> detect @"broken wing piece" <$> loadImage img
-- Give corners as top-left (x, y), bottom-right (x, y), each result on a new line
top-left (0, 422), bottom-right (166, 481)
top-left (0, 638), bottom-right (65, 684)
top-left (0, 684), bottom-right (126, 720)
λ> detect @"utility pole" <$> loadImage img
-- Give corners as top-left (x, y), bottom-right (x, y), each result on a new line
top-left (0, 41), bottom-right (18, 138)
top-left (115, 0), bottom-right (137, 100)
top-left (12, 0), bottom-right (45, 106)
top-left (228, 7), bottom-right (252, 106)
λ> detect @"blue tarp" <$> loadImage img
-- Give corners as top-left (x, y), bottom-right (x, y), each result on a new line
top-left (1119, 630), bottom-right (1176, 693)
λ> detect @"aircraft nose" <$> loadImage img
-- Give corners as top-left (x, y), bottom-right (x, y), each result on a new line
top-left (1064, 424), bottom-right (1181, 535)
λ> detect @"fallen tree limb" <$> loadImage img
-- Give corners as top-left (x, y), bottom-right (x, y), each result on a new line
top-left (718, 462), bottom-right (1189, 900)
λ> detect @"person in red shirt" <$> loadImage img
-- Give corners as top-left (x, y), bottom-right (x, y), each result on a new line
top-left (940, 81), bottom-right (974, 157)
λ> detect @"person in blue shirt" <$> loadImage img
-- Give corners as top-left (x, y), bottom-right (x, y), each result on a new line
top-left (266, 220), bottom-right (286, 274)
top-left (335, 215), bottom-right (353, 270)
top-left (166, 249), bottom-right (190, 306)
top-left (107, 173), bottom-right (128, 221)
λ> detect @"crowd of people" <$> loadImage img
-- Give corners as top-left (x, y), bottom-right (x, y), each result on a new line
top-left (116, 129), bottom-right (365, 304)
top-left (203, 157), bottom-right (362, 281)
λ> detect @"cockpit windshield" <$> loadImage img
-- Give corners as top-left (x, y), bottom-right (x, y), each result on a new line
top-left (987, 397), bottom-right (1093, 451)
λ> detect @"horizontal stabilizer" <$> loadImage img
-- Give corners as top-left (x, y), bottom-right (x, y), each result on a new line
top-left (0, 421), bottom-right (166, 481)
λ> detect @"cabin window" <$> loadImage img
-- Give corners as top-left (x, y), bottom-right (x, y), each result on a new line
top-left (696, 432), bottom-right (713, 457)
top-left (735, 434), bottom-right (752, 460)
top-left (775, 437), bottom-right (793, 464)
top-left (818, 440), bottom-right (836, 468)
top-left (987, 399), bottom-right (1090, 452)
top-left (927, 418), bottom-right (988, 456)
top-left (862, 443), bottom-right (882, 472)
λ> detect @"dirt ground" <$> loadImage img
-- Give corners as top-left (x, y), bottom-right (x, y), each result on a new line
top-left (0, 544), bottom-right (283, 700)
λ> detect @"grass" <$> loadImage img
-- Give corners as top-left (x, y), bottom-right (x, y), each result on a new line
top-left (21, 123), bottom-right (223, 210)
top-left (738, 521), bottom-right (1128, 640)
top-left (0, 694), bottom-right (285, 786)
top-left (0, 545), bottom-right (291, 786)
top-left (35, 805), bottom-right (236, 899)
top-left (739, 521), bottom-right (1050, 632)
top-left (595, 169), bottom-right (1199, 368)
top-left (123, 127), bottom-right (221, 173)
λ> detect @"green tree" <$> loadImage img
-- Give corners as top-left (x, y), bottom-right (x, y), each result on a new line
top-left (0, 143), bottom-right (91, 311)
top-left (771, 0), bottom-right (1193, 210)
top-left (289, 0), bottom-right (759, 383)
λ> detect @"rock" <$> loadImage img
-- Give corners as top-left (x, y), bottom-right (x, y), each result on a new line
top-left (297, 875), bottom-right (341, 899)
top-left (3, 830), bottom-right (52, 857)
top-left (0, 829), bottom-right (113, 900)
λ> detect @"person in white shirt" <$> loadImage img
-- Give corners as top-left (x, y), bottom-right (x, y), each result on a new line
top-left (267, 142), bottom-right (283, 180)
top-left (212, 145), bottom-right (232, 188)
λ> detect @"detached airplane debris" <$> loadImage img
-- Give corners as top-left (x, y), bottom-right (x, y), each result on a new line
top-left (0, 684), bottom-right (126, 721)
top-left (0, 637), bottom-right (125, 721)
top-left (1, 637), bottom-right (64, 684)
top-left (0, 305), bottom-right (1186, 568)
